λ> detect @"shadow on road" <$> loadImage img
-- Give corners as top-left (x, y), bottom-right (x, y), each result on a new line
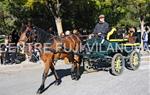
top-left (48, 66), bottom-right (85, 78)
top-left (39, 67), bottom-right (84, 94)
top-left (39, 80), bottom-right (56, 94)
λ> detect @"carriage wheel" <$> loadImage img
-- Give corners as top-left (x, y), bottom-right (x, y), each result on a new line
top-left (110, 53), bottom-right (124, 76)
top-left (127, 51), bottom-right (140, 70)
top-left (83, 59), bottom-right (96, 73)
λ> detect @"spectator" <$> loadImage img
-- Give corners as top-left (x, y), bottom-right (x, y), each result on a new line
top-left (3, 35), bottom-right (18, 64)
top-left (47, 27), bottom-right (56, 36)
top-left (142, 26), bottom-right (149, 51)
top-left (0, 44), bottom-right (6, 65)
top-left (9, 43), bottom-right (17, 64)
top-left (4, 35), bottom-right (10, 64)
top-left (30, 44), bottom-right (40, 63)
top-left (11, 30), bottom-right (20, 45)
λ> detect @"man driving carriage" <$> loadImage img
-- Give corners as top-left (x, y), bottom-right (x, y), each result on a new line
top-left (93, 14), bottom-right (109, 39)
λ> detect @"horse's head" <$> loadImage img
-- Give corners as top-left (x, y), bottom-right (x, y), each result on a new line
top-left (17, 25), bottom-right (37, 54)
top-left (20, 25), bottom-right (38, 43)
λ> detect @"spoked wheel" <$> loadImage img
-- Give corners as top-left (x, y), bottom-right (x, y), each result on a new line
top-left (83, 59), bottom-right (97, 73)
top-left (127, 51), bottom-right (140, 70)
top-left (110, 53), bottom-right (124, 76)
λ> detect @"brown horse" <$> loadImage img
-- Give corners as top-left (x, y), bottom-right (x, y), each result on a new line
top-left (17, 25), bottom-right (50, 57)
top-left (36, 34), bottom-right (82, 94)
top-left (18, 26), bottom-right (82, 94)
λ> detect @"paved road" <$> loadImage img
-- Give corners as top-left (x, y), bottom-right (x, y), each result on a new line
top-left (0, 55), bottom-right (149, 95)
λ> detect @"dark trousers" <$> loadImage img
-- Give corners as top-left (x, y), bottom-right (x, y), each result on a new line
top-left (5, 51), bottom-right (10, 63)
top-left (5, 51), bottom-right (16, 64)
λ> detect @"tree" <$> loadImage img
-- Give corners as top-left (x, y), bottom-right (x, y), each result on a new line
top-left (94, 0), bottom-right (150, 27)
top-left (0, 0), bottom-right (150, 35)
top-left (46, 0), bottom-right (63, 36)
top-left (23, 0), bottom-right (63, 35)
top-left (0, 0), bottom-right (17, 34)
top-left (20, 0), bottom-right (98, 34)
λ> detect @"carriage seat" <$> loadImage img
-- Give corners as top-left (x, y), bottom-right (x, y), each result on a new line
top-left (106, 27), bottom-right (126, 42)
top-left (106, 27), bottom-right (117, 40)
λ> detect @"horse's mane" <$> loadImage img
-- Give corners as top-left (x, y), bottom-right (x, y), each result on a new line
top-left (33, 26), bottom-right (53, 44)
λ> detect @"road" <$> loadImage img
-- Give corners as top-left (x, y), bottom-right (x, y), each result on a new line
top-left (0, 54), bottom-right (149, 95)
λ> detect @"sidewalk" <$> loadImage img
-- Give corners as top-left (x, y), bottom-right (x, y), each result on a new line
top-left (0, 61), bottom-right (42, 73)
top-left (140, 51), bottom-right (150, 63)
top-left (140, 51), bottom-right (150, 56)
top-left (0, 60), bottom-right (67, 73)
top-left (0, 51), bottom-right (149, 73)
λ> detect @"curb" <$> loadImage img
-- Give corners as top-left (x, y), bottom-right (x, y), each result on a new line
top-left (0, 54), bottom-right (149, 73)
top-left (0, 60), bottom-right (67, 73)
top-left (0, 61), bottom-right (42, 73)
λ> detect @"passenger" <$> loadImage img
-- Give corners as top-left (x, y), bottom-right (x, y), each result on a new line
top-left (73, 29), bottom-right (78, 34)
top-left (60, 32), bottom-right (65, 37)
top-left (127, 27), bottom-right (137, 43)
top-left (65, 30), bottom-right (71, 36)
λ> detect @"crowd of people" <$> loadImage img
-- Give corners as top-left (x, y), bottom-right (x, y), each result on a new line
top-left (0, 30), bottom-right (21, 65)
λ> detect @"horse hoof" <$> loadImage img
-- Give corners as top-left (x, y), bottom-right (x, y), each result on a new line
top-left (74, 75), bottom-right (80, 81)
top-left (36, 91), bottom-right (41, 95)
top-left (36, 89), bottom-right (42, 94)
top-left (71, 75), bottom-right (76, 80)
top-left (55, 79), bottom-right (62, 86)
top-left (71, 73), bottom-right (76, 80)
top-left (36, 85), bottom-right (44, 94)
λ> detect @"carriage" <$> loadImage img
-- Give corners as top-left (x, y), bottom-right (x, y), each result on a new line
top-left (81, 30), bottom-right (141, 76)
top-left (14, 25), bottom-right (142, 94)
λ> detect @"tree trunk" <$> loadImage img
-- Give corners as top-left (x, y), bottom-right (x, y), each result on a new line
top-left (140, 20), bottom-right (144, 51)
top-left (55, 17), bottom-right (63, 36)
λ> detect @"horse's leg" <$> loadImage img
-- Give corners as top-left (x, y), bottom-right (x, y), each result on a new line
top-left (70, 63), bottom-right (77, 80)
top-left (71, 62), bottom-right (81, 80)
top-left (74, 55), bottom-right (81, 80)
top-left (50, 63), bottom-right (61, 85)
top-left (75, 62), bottom-right (81, 80)
top-left (37, 62), bottom-right (49, 94)
top-left (68, 52), bottom-right (77, 80)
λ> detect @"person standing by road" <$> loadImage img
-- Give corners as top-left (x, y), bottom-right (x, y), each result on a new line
top-left (142, 26), bottom-right (149, 51)
top-left (11, 30), bottom-right (19, 45)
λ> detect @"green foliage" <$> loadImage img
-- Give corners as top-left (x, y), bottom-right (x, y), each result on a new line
top-left (0, 0), bottom-right (150, 34)
top-left (0, 0), bottom-right (17, 34)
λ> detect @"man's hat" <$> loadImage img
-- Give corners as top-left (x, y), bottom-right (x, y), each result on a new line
top-left (99, 14), bottom-right (105, 18)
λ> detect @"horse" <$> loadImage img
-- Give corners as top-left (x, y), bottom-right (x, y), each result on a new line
top-left (17, 25), bottom-right (82, 94)
top-left (36, 32), bottom-right (81, 94)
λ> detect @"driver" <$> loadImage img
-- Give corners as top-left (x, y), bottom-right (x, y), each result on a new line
top-left (93, 14), bottom-right (109, 39)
